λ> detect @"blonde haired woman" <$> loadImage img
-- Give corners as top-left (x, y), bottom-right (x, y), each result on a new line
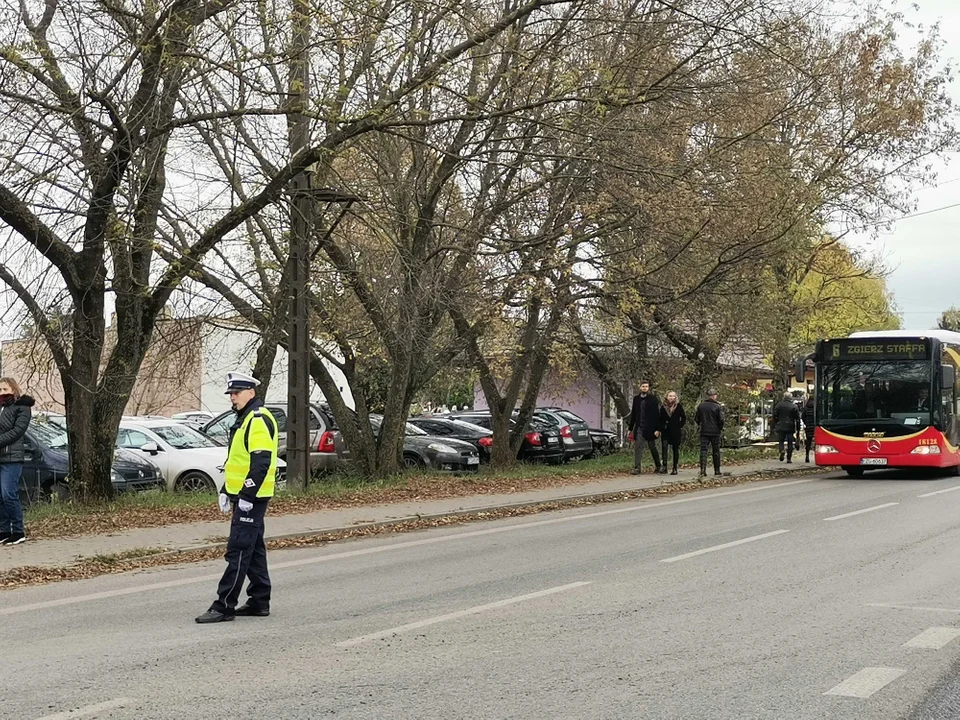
top-left (0, 377), bottom-right (34, 545)
top-left (658, 390), bottom-right (687, 475)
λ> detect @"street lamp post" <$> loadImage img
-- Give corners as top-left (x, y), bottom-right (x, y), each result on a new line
top-left (286, 179), bottom-right (358, 492)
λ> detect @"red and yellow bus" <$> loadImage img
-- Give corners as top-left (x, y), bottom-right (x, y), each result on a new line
top-left (802, 330), bottom-right (960, 477)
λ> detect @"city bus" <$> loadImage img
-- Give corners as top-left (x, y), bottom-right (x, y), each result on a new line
top-left (799, 330), bottom-right (960, 477)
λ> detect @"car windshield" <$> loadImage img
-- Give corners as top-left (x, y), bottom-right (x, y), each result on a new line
top-left (369, 416), bottom-right (428, 436)
top-left (30, 420), bottom-right (69, 449)
top-left (452, 420), bottom-right (492, 434)
top-left (555, 410), bottom-right (586, 424)
top-left (150, 424), bottom-right (219, 449)
top-left (818, 361), bottom-right (932, 425)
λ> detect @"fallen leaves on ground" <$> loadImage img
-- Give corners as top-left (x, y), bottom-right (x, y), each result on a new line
top-left (0, 465), bottom-right (818, 591)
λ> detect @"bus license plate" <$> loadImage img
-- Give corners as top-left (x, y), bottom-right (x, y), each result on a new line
top-left (860, 458), bottom-right (887, 466)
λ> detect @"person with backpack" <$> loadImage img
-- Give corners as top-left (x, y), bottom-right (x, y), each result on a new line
top-left (695, 389), bottom-right (724, 479)
top-left (659, 391), bottom-right (687, 476)
top-left (773, 391), bottom-right (802, 463)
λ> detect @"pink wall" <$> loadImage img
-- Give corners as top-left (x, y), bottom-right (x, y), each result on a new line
top-left (472, 371), bottom-right (618, 430)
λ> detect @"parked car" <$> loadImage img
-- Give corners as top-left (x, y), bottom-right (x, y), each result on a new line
top-left (116, 419), bottom-right (233, 492)
top-left (336, 414), bottom-right (480, 471)
top-left (20, 420), bottom-right (165, 504)
top-left (585, 427), bottom-right (621, 458)
top-left (533, 408), bottom-right (593, 461)
top-left (202, 403), bottom-right (341, 474)
top-left (444, 411), bottom-right (564, 464)
top-left (407, 416), bottom-right (494, 462)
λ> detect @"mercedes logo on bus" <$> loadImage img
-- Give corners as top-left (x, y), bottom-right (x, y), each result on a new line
top-left (867, 439), bottom-right (882, 454)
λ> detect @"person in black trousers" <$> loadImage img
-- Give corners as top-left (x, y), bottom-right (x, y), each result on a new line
top-left (627, 381), bottom-right (662, 475)
top-left (773, 391), bottom-right (802, 463)
top-left (802, 394), bottom-right (816, 463)
top-left (659, 390), bottom-right (686, 475)
top-left (695, 388), bottom-right (724, 479)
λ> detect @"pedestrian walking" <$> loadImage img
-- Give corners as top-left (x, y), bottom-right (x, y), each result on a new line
top-left (659, 391), bottom-right (687, 476)
top-left (695, 388), bottom-right (724, 479)
top-left (802, 394), bottom-right (816, 463)
top-left (627, 381), bottom-right (662, 475)
top-left (773, 391), bottom-right (801, 463)
top-left (0, 377), bottom-right (32, 545)
top-left (197, 372), bottom-right (279, 624)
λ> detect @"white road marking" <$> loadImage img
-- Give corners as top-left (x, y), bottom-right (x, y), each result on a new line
top-left (659, 530), bottom-right (790, 563)
top-left (903, 627), bottom-right (960, 649)
top-left (335, 581), bottom-right (591, 648)
top-left (35, 697), bottom-right (136, 719)
top-left (824, 667), bottom-right (906, 698)
top-left (868, 603), bottom-right (960, 614)
top-left (0, 479), bottom-right (814, 616)
top-left (823, 502), bottom-right (899, 522)
top-left (918, 485), bottom-right (960, 498)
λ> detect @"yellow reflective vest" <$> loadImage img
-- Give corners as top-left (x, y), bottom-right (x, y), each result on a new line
top-left (224, 405), bottom-right (279, 499)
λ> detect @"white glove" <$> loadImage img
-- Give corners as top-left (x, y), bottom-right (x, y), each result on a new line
top-left (237, 498), bottom-right (253, 512)
top-left (217, 493), bottom-right (231, 514)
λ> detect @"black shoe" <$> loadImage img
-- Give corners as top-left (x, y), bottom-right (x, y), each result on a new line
top-left (0, 532), bottom-right (9, 545)
top-left (631, 468), bottom-right (640, 475)
top-left (4, 533), bottom-right (25, 545)
top-left (786, 459), bottom-right (793, 464)
top-left (671, 469), bottom-right (678, 475)
top-left (195, 609), bottom-right (235, 624)
top-left (779, 453), bottom-right (784, 462)
top-left (657, 467), bottom-right (668, 475)
top-left (234, 604), bottom-right (270, 617)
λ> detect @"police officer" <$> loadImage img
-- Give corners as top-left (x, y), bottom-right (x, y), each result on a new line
top-left (196, 372), bottom-right (279, 624)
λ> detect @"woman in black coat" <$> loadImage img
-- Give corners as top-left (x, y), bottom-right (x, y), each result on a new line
top-left (659, 391), bottom-right (687, 475)
top-left (0, 377), bottom-right (33, 545)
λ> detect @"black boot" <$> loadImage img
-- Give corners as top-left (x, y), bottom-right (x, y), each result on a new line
top-left (671, 467), bottom-right (678, 475)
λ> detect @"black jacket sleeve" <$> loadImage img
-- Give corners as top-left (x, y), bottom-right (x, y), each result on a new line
top-left (678, 405), bottom-right (687, 429)
top-left (0, 406), bottom-right (30, 449)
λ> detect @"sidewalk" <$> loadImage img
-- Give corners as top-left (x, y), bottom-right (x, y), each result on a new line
top-left (0, 456), bottom-right (816, 572)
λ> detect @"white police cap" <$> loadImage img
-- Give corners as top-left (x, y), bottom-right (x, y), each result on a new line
top-left (225, 371), bottom-right (261, 394)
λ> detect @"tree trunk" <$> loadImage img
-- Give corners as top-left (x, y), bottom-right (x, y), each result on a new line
top-left (252, 325), bottom-right (282, 400)
top-left (490, 405), bottom-right (518, 468)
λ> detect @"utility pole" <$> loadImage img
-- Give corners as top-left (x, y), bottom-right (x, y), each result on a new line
top-left (286, 0), bottom-right (312, 492)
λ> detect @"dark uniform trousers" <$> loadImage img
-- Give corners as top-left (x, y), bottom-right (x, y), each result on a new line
top-left (212, 499), bottom-right (271, 614)
top-left (700, 435), bottom-right (721, 475)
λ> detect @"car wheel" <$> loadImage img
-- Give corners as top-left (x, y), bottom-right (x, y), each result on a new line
top-left (403, 454), bottom-right (426, 470)
top-left (175, 471), bottom-right (216, 493)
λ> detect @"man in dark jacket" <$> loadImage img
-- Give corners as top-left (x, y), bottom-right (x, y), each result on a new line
top-left (802, 395), bottom-right (816, 463)
top-left (627, 381), bottom-right (662, 475)
top-left (773, 391), bottom-right (802, 463)
top-left (695, 388), bottom-right (724, 478)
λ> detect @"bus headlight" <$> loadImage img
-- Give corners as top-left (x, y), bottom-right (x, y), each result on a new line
top-left (910, 445), bottom-right (941, 455)
top-left (816, 445), bottom-right (838, 454)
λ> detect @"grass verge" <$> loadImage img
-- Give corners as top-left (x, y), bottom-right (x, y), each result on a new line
top-left (23, 446), bottom-right (780, 541)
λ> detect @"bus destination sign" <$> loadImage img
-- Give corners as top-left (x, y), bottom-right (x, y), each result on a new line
top-left (825, 339), bottom-right (929, 361)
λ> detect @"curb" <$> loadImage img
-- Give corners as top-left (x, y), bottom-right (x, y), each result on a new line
top-left (144, 464), bottom-right (824, 563)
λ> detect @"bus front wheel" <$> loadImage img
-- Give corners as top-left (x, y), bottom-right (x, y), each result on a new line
top-left (844, 467), bottom-right (865, 478)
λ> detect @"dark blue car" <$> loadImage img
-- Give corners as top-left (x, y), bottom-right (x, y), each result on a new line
top-left (19, 421), bottom-right (165, 504)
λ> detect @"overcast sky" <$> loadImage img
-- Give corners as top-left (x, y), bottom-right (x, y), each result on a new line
top-left (846, 0), bottom-right (960, 330)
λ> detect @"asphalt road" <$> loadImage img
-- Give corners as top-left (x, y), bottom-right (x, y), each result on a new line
top-left (6, 469), bottom-right (960, 719)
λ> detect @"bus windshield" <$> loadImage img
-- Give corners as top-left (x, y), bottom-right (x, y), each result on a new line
top-left (818, 361), bottom-right (932, 425)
